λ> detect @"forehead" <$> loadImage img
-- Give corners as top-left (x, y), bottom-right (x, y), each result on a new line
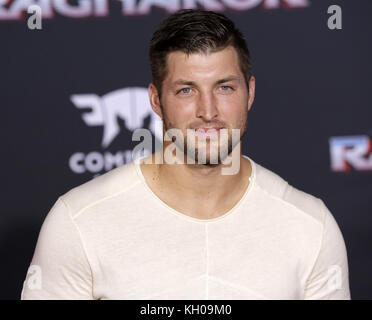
top-left (164, 46), bottom-right (243, 83)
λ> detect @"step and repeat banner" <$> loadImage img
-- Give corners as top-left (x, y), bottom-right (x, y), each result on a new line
top-left (1, 0), bottom-right (371, 299)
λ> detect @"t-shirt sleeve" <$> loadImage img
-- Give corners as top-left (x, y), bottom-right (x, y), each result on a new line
top-left (303, 199), bottom-right (351, 300)
top-left (20, 197), bottom-right (94, 300)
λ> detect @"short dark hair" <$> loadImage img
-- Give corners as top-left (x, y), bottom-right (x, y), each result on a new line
top-left (149, 9), bottom-right (252, 99)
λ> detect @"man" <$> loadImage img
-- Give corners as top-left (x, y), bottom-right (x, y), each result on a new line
top-left (21, 9), bottom-right (351, 300)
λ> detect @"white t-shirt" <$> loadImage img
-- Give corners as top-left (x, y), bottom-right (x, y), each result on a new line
top-left (21, 155), bottom-right (351, 300)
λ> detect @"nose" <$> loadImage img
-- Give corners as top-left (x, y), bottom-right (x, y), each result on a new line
top-left (196, 91), bottom-right (218, 122)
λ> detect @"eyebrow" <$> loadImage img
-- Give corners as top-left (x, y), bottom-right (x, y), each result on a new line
top-left (172, 76), bottom-right (241, 87)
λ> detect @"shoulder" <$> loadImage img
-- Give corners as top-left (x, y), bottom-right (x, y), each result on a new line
top-left (249, 157), bottom-right (349, 288)
top-left (60, 161), bottom-right (141, 219)
top-left (249, 157), bottom-right (327, 226)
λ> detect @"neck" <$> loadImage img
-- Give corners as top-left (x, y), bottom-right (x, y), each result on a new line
top-left (142, 146), bottom-right (251, 217)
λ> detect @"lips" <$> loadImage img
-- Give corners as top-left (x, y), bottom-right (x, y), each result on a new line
top-left (194, 127), bottom-right (222, 139)
top-left (195, 127), bottom-right (222, 133)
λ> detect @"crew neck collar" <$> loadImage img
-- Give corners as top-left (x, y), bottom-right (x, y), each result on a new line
top-left (133, 153), bottom-right (256, 223)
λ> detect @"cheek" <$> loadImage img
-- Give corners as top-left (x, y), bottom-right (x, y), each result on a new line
top-left (218, 95), bottom-right (247, 126)
top-left (163, 97), bottom-right (195, 126)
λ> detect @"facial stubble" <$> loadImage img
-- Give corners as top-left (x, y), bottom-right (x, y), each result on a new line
top-left (160, 103), bottom-right (248, 166)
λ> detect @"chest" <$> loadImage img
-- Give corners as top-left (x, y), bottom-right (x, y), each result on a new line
top-left (90, 223), bottom-right (305, 300)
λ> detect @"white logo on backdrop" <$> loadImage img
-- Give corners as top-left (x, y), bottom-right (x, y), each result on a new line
top-left (69, 87), bottom-right (162, 177)
top-left (71, 87), bottom-right (162, 148)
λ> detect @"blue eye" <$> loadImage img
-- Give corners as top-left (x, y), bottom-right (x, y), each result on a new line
top-left (179, 88), bottom-right (191, 94)
top-left (220, 85), bottom-right (232, 91)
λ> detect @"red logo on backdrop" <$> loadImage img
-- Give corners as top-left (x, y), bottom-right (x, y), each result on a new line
top-left (0, 0), bottom-right (310, 20)
top-left (329, 134), bottom-right (372, 172)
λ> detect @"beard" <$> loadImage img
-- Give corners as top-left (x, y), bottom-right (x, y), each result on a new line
top-left (161, 104), bottom-right (248, 166)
